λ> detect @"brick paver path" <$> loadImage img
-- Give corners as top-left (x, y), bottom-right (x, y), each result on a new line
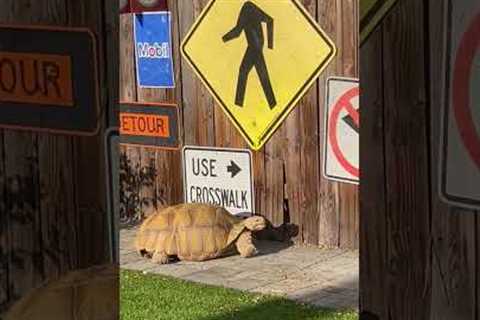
top-left (121, 227), bottom-right (358, 310)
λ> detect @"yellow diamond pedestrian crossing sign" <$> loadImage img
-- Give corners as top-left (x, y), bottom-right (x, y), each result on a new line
top-left (181, 0), bottom-right (336, 150)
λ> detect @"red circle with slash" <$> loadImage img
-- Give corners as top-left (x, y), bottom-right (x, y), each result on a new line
top-left (328, 86), bottom-right (360, 178)
top-left (453, 12), bottom-right (480, 170)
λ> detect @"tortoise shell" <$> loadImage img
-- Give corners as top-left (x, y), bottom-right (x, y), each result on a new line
top-left (135, 203), bottom-right (245, 261)
top-left (4, 264), bottom-right (118, 320)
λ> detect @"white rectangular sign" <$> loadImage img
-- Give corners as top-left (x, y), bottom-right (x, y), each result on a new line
top-left (440, 0), bottom-right (480, 209)
top-left (182, 146), bottom-right (254, 215)
top-left (323, 77), bottom-right (360, 185)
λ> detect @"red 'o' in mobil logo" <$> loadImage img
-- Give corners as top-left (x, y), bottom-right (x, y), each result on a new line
top-left (137, 42), bottom-right (170, 59)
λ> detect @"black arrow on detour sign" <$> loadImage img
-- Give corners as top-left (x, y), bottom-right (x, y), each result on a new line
top-left (227, 161), bottom-right (241, 178)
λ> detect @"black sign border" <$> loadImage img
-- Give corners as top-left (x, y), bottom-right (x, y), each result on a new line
top-left (104, 127), bottom-right (119, 262)
top-left (0, 25), bottom-right (101, 136)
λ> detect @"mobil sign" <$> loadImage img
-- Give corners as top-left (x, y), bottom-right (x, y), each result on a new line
top-left (134, 12), bottom-right (175, 88)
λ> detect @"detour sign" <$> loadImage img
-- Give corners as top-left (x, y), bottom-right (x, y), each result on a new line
top-left (0, 52), bottom-right (73, 107)
top-left (120, 113), bottom-right (170, 138)
top-left (0, 26), bottom-right (100, 135)
top-left (119, 102), bottom-right (179, 149)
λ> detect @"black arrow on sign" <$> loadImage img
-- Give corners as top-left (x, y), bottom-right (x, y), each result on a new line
top-left (227, 161), bottom-right (241, 178)
top-left (342, 114), bottom-right (359, 134)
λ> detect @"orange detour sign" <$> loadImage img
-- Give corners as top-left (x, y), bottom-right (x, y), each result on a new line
top-left (120, 113), bottom-right (170, 138)
top-left (119, 102), bottom-right (180, 149)
top-left (0, 52), bottom-right (74, 107)
top-left (0, 26), bottom-right (100, 135)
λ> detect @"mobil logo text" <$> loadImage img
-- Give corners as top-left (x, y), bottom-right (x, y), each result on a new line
top-left (137, 42), bottom-right (170, 59)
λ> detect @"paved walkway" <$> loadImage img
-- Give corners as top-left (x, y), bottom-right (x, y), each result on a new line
top-left (120, 227), bottom-right (358, 310)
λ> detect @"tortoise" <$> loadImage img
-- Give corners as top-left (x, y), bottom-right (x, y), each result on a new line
top-left (135, 203), bottom-right (267, 263)
top-left (4, 264), bottom-right (118, 320)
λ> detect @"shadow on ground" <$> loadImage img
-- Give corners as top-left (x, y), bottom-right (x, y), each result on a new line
top-left (253, 239), bottom-right (295, 256)
top-left (287, 275), bottom-right (359, 310)
top-left (196, 299), bottom-right (357, 320)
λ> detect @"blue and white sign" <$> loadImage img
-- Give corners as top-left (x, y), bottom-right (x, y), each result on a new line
top-left (134, 12), bottom-right (175, 88)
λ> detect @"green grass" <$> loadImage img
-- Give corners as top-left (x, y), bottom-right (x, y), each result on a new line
top-left (121, 270), bottom-right (358, 320)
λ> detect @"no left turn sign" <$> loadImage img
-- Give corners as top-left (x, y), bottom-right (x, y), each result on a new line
top-left (440, 0), bottom-right (480, 209)
top-left (323, 77), bottom-right (359, 185)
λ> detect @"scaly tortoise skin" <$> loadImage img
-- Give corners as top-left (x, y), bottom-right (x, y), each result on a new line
top-left (135, 203), bottom-right (267, 263)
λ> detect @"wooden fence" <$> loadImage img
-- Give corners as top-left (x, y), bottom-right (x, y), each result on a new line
top-left (120, 0), bottom-right (360, 248)
top-left (0, 0), bottom-right (116, 312)
top-left (360, 0), bottom-right (480, 318)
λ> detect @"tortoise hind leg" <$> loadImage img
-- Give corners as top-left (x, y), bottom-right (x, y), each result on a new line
top-left (236, 231), bottom-right (258, 258)
top-left (152, 251), bottom-right (169, 264)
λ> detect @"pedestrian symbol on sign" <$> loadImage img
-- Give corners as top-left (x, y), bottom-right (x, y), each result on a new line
top-left (222, 2), bottom-right (277, 109)
top-left (181, 0), bottom-right (336, 150)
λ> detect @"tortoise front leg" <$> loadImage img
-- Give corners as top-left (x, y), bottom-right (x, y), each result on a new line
top-left (236, 231), bottom-right (258, 258)
top-left (152, 251), bottom-right (169, 264)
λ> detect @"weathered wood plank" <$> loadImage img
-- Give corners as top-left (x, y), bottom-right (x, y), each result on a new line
top-left (317, 0), bottom-right (340, 248)
top-left (0, 0), bottom-right (47, 305)
top-left (338, 0), bottom-right (359, 249)
top-left (252, 151), bottom-right (266, 217)
top-left (119, 14), bottom-right (137, 103)
top-left (381, 0), bottom-right (431, 318)
top-left (67, 0), bottom-right (109, 267)
top-left (0, 132), bottom-right (8, 307)
top-left (165, 0), bottom-right (185, 205)
top-left (359, 26), bottom-right (386, 319)
top-left (119, 14), bottom-right (144, 222)
top-left (38, 136), bottom-right (78, 277)
top-left (0, 2), bottom-right (12, 309)
top-left (3, 132), bottom-right (43, 304)
top-left (263, 145), bottom-right (285, 226)
top-left (282, 0), bottom-right (321, 244)
top-left (27, 0), bottom-right (80, 282)
top-left (178, 0), bottom-right (215, 146)
top-left (104, 0), bottom-right (120, 128)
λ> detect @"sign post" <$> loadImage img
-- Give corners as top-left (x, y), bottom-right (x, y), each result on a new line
top-left (0, 26), bottom-right (100, 135)
top-left (440, 0), bottom-right (480, 208)
top-left (323, 77), bottom-right (359, 185)
top-left (105, 128), bottom-right (120, 262)
top-left (182, 146), bottom-right (254, 215)
top-left (181, 0), bottom-right (336, 150)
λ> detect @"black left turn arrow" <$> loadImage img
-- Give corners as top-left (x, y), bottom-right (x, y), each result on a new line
top-left (343, 114), bottom-right (359, 134)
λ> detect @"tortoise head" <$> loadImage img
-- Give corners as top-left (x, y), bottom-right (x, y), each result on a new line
top-left (243, 216), bottom-right (267, 231)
